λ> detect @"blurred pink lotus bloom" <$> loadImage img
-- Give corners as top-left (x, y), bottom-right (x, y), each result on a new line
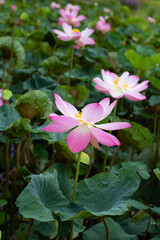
top-left (104, 8), bottom-right (111, 13)
top-left (53, 23), bottom-right (81, 41)
top-left (11, 4), bottom-right (17, 11)
top-left (53, 23), bottom-right (95, 48)
top-left (93, 70), bottom-right (149, 101)
top-left (0, 0), bottom-right (5, 5)
top-left (65, 3), bottom-right (80, 11)
top-left (96, 16), bottom-right (111, 34)
top-left (58, 8), bottom-right (86, 27)
top-left (42, 94), bottom-right (131, 153)
top-left (74, 27), bottom-right (96, 49)
top-left (147, 16), bottom-right (156, 24)
top-left (50, 1), bottom-right (60, 9)
top-left (0, 89), bottom-right (3, 107)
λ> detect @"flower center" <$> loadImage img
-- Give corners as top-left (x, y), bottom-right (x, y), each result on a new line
top-left (113, 77), bottom-right (128, 88)
top-left (123, 83), bottom-right (128, 88)
top-left (75, 111), bottom-right (84, 123)
top-left (73, 28), bottom-right (80, 32)
top-left (113, 77), bottom-right (120, 86)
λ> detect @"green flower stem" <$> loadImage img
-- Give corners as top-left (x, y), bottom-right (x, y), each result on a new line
top-left (85, 145), bottom-right (93, 179)
top-left (143, 215), bottom-right (151, 240)
top-left (109, 144), bottom-right (121, 172)
top-left (25, 219), bottom-right (33, 240)
top-left (72, 152), bottom-right (81, 202)
top-left (13, 136), bottom-right (25, 197)
top-left (4, 137), bottom-right (10, 240)
top-left (102, 100), bottom-right (118, 172)
top-left (2, 59), bottom-right (5, 88)
top-left (3, 137), bottom-right (10, 197)
top-left (70, 152), bottom-right (81, 240)
top-left (102, 147), bottom-right (109, 172)
top-left (65, 47), bottom-right (74, 101)
top-left (112, 100), bottom-right (118, 122)
top-left (103, 217), bottom-right (110, 240)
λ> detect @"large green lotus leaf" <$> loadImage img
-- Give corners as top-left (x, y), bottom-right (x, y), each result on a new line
top-left (148, 76), bottom-right (160, 90)
top-left (125, 50), bottom-right (150, 71)
top-left (148, 95), bottom-right (160, 107)
top-left (34, 220), bottom-right (58, 237)
top-left (84, 47), bottom-right (108, 64)
top-left (0, 36), bottom-right (25, 68)
top-left (82, 217), bottom-right (138, 240)
top-left (127, 199), bottom-right (148, 211)
top-left (120, 217), bottom-right (155, 235)
top-left (5, 118), bottom-right (34, 137)
top-left (154, 168), bottom-right (160, 181)
top-left (119, 217), bottom-right (158, 236)
top-left (64, 68), bottom-right (99, 82)
top-left (61, 168), bottom-right (140, 220)
top-left (149, 206), bottom-right (160, 216)
top-left (0, 104), bottom-right (21, 131)
top-left (53, 163), bottom-right (73, 201)
top-left (135, 45), bottom-right (155, 57)
top-left (15, 90), bottom-right (52, 119)
top-left (108, 33), bottom-right (122, 48)
top-left (152, 233), bottom-right (160, 240)
top-left (54, 141), bottom-right (76, 162)
top-left (56, 217), bottom-right (85, 238)
top-left (119, 121), bottom-right (153, 149)
top-left (125, 50), bottom-right (160, 71)
top-left (41, 55), bottom-right (68, 74)
top-left (14, 223), bottom-right (39, 240)
top-left (23, 73), bottom-right (57, 91)
top-left (62, 85), bottom-right (89, 107)
top-left (122, 161), bottom-right (150, 179)
top-left (0, 199), bottom-right (7, 208)
top-left (16, 168), bottom-right (69, 222)
top-left (64, 68), bottom-right (89, 81)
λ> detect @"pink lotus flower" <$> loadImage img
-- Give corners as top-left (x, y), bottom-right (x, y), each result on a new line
top-left (73, 28), bottom-right (96, 49)
top-left (53, 23), bottom-right (95, 48)
top-left (42, 94), bottom-right (131, 153)
top-left (50, 1), bottom-right (60, 9)
top-left (147, 16), bottom-right (156, 24)
top-left (96, 16), bottom-right (111, 34)
top-left (11, 4), bottom-right (17, 11)
top-left (104, 8), bottom-right (111, 13)
top-left (53, 23), bottom-right (81, 41)
top-left (0, 89), bottom-right (3, 107)
top-left (65, 3), bottom-right (80, 12)
top-left (0, 0), bottom-right (5, 5)
top-left (58, 8), bottom-right (86, 27)
top-left (93, 70), bottom-right (149, 101)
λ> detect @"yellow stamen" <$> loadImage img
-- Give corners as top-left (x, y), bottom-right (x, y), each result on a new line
top-left (113, 77), bottom-right (119, 86)
top-left (75, 112), bottom-right (82, 119)
top-left (73, 28), bottom-right (80, 32)
top-left (123, 83), bottom-right (128, 88)
top-left (113, 79), bottom-right (118, 85)
top-left (113, 77), bottom-right (128, 88)
top-left (75, 111), bottom-right (84, 123)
